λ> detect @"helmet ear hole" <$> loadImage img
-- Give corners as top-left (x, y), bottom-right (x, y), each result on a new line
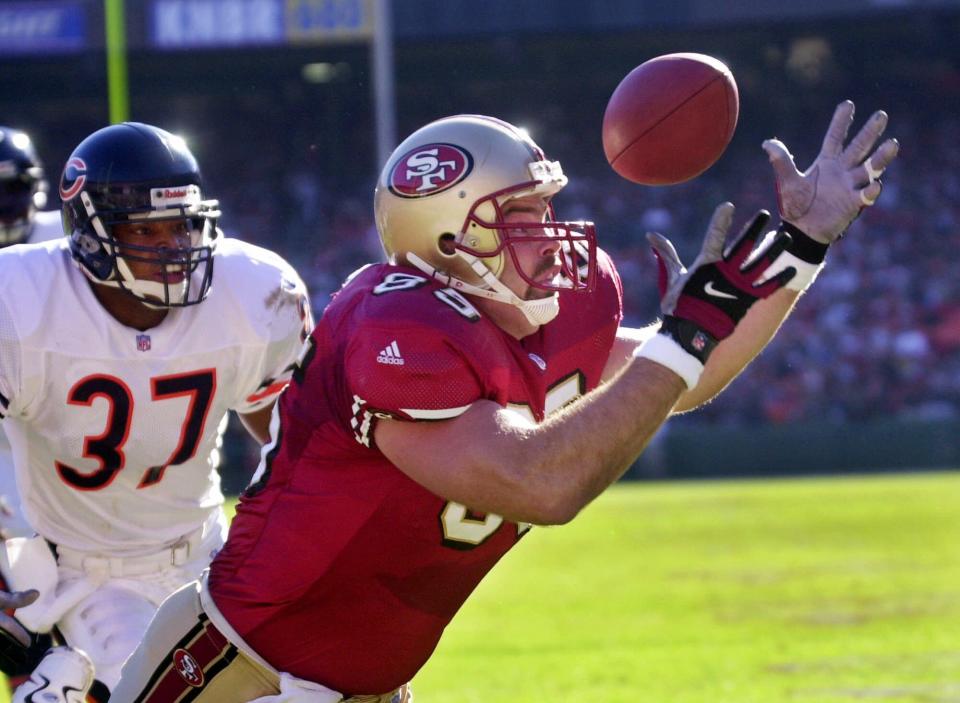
top-left (438, 232), bottom-right (457, 256)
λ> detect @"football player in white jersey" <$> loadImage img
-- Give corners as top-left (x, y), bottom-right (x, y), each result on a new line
top-left (0, 122), bottom-right (313, 703)
top-left (0, 124), bottom-right (64, 698)
top-left (0, 126), bottom-right (64, 544)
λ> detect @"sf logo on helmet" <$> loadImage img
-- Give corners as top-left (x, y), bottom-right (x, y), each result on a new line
top-left (388, 143), bottom-right (473, 198)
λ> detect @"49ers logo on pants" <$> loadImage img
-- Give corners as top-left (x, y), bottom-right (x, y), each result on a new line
top-left (387, 143), bottom-right (473, 198)
top-left (173, 648), bottom-right (204, 687)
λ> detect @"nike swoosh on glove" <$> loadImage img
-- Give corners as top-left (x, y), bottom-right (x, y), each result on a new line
top-left (649, 204), bottom-right (795, 343)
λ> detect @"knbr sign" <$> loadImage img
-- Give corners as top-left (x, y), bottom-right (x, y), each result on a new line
top-left (286, 0), bottom-right (372, 43)
top-left (151, 0), bottom-right (284, 48)
top-left (149, 0), bottom-right (371, 49)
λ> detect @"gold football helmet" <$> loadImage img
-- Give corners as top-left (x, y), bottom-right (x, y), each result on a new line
top-left (374, 115), bottom-right (596, 326)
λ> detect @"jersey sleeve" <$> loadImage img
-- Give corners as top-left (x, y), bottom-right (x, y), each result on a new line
top-left (345, 321), bottom-right (483, 422)
top-left (234, 268), bottom-right (314, 415)
top-left (0, 297), bottom-right (20, 422)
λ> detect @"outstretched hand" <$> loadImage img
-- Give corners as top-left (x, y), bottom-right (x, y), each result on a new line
top-left (763, 100), bottom-right (899, 243)
top-left (633, 204), bottom-right (796, 390)
top-left (647, 203), bottom-right (794, 342)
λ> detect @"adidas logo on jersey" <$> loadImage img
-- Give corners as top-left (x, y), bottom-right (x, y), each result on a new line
top-left (377, 341), bottom-right (405, 365)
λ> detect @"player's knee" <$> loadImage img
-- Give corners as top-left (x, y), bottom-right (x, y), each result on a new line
top-left (58, 585), bottom-right (157, 689)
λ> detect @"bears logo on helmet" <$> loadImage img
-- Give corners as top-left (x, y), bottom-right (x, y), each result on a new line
top-left (387, 143), bottom-right (473, 198)
top-left (58, 158), bottom-right (87, 202)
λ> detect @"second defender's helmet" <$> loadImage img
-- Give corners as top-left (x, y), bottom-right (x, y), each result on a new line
top-left (0, 126), bottom-right (48, 246)
top-left (60, 122), bottom-right (221, 308)
top-left (374, 115), bottom-right (596, 326)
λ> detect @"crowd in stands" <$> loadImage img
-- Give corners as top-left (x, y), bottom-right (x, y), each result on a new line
top-left (23, 78), bottom-right (958, 440)
top-left (586, 109), bottom-right (960, 427)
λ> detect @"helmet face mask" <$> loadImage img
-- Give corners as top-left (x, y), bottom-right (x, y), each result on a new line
top-left (0, 127), bottom-right (47, 246)
top-left (60, 124), bottom-right (221, 309)
top-left (375, 115), bottom-right (597, 326)
top-left (456, 181), bottom-right (596, 295)
top-left (83, 195), bottom-right (217, 309)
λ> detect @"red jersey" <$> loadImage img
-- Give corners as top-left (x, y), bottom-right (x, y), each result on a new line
top-left (209, 250), bottom-right (622, 694)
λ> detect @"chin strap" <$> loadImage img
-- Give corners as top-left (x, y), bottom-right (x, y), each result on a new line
top-left (406, 251), bottom-right (560, 327)
top-left (114, 256), bottom-right (188, 306)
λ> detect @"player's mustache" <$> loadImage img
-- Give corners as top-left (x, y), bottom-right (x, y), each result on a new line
top-left (534, 260), bottom-right (552, 277)
top-left (532, 257), bottom-right (560, 279)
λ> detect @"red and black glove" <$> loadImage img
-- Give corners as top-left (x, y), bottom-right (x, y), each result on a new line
top-left (635, 204), bottom-right (796, 388)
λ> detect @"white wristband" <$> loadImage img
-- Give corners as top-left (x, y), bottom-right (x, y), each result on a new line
top-left (633, 333), bottom-right (704, 390)
top-left (756, 250), bottom-right (825, 292)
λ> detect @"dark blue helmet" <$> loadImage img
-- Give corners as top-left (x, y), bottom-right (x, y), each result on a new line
top-left (60, 122), bottom-right (221, 308)
top-left (0, 126), bottom-right (48, 246)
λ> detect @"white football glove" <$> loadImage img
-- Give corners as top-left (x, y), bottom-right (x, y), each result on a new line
top-left (763, 100), bottom-right (900, 244)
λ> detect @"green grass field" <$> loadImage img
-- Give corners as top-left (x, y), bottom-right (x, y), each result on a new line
top-left (410, 472), bottom-right (960, 702)
top-left (4, 471), bottom-right (957, 702)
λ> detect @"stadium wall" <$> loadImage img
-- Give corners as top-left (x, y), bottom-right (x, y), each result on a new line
top-left (640, 418), bottom-right (960, 479)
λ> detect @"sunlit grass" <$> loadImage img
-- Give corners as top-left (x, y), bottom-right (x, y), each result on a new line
top-left (412, 472), bottom-right (960, 702)
top-left (4, 472), bottom-right (956, 702)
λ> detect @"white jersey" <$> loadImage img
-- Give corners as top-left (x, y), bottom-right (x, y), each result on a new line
top-left (0, 237), bottom-right (311, 555)
top-left (0, 209), bottom-right (67, 537)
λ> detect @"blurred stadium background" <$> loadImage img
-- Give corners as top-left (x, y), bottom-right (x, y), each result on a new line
top-left (2, 0), bottom-right (958, 486)
top-left (3, 2), bottom-right (960, 701)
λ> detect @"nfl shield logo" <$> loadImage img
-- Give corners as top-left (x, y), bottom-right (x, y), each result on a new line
top-left (136, 334), bottom-right (152, 352)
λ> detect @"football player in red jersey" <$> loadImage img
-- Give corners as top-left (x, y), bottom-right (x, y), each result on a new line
top-left (112, 104), bottom-right (897, 703)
